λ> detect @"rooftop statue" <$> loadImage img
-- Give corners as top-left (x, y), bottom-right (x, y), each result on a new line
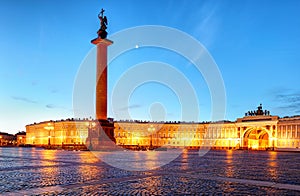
top-left (244, 103), bottom-right (270, 116)
top-left (97, 8), bottom-right (108, 39)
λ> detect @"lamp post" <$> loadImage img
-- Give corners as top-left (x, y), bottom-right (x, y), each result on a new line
top-left (19, 136), bottom-right (23, 146)
top-left (236, 138), bottom-right (241, 150)
top-left (44, 123), bottom-right (54, 146)
top-left (270, 137), bottom-right (275, 151)
top-left (86, 120), bottom-right (96, 150)
top-left (31, 136), bottom-right (35, 145)
top-left (148, 125), bottom-right (155, 150)
top-left (228, 138), bottom-right (232, 150)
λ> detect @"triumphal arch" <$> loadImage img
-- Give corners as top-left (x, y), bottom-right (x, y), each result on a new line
top-left (236, 104), bottom-right (278, 150)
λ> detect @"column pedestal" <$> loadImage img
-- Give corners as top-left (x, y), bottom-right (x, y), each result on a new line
top-left (86, 119), bottom-right (116, 151)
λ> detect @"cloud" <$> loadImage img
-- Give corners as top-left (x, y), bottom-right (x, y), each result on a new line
top-left (50, 89), bottom-right (59, 94)
top-left (276, 102), bottom-right (300, 110)
top-left (167, 112), bottom-right (174, 117)
top-left (275, 93), bottom-right (300, 103)
top-left (272, 90), bottom-right (300, 115)
top-left (276, 103), bottom-right (300, 110)
top-left (267, 87), bottom-right (292, 96)
top-left (118, 104), bottom-right (142, 111)
top-left (31, 80), bottom-right (38, 86)
top-left (46, 104), bottom-right (67, 110)
top-left (11, 96), bottom-right (37, 104)
top-left (192, 1), bottom-right (220, 47)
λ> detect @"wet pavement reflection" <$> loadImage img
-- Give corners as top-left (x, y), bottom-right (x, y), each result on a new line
top-left (0, 147), bottom-right (300, 195)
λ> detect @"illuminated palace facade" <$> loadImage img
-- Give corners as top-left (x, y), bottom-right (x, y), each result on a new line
top-left (26, 105), bottom-right (300, 151)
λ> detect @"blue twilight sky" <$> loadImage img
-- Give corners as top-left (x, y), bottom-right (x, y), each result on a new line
top-left (1, 0), bottom-right (300, 133)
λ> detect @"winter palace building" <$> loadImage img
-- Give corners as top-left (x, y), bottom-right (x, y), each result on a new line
top-left (26, 104), bottom-right (300, 151)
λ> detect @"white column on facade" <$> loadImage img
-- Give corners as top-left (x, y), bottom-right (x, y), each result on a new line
top-left (280, 125), bottom-right (282, 138)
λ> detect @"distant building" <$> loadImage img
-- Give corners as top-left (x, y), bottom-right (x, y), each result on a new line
top-left (15, 131), bottom-right (26, 146)
top-left (25, 105), bottom-right (300, 151)
top-left (0, 132), bottom-right (15, 146)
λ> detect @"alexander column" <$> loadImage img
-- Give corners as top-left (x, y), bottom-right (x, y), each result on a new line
top-left (91, 8), bottom-right (112, 120)
top-left (88, 8), bottom-right (115, 150)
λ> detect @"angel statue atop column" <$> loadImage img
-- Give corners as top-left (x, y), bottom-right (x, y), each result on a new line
top-left (97, 8), bottom-right (108, 39)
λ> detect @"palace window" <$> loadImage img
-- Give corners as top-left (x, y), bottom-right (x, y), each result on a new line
top-left (292, 130), bottom-right (295, 138)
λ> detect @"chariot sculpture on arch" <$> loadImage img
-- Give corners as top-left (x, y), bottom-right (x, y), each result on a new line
top-left (97, 8), bottom-right (108, 39)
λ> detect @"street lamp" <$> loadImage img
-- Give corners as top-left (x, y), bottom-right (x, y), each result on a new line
top-left (47, 136), bottom-right (51, 145)
top-left (235, 138), bottom-right (241, 149)
top-left (44, 123), bottom-right (54, 146)
top-left (148, 125), bottom-right (155, 150)
top-left (19, 136), bottom-right (23, 145)
top-left (270, 137), bottom-right (276, 151)
top-left (228, 138), bottom-right (232, 150)
top-left (31, 136), bottom-right (35, 145)
top-left (86, 120), bottom-right (96, 150)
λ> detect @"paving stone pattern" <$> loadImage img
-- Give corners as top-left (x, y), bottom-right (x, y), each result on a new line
top-left (1, 148), bottom-right (300, 195)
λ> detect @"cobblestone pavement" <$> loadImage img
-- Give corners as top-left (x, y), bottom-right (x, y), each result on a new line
top-left (1, 148), bottom-right (300, 195)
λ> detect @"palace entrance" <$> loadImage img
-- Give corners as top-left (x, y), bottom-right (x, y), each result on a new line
top-left (243, 129), bottom-right (269, 150)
